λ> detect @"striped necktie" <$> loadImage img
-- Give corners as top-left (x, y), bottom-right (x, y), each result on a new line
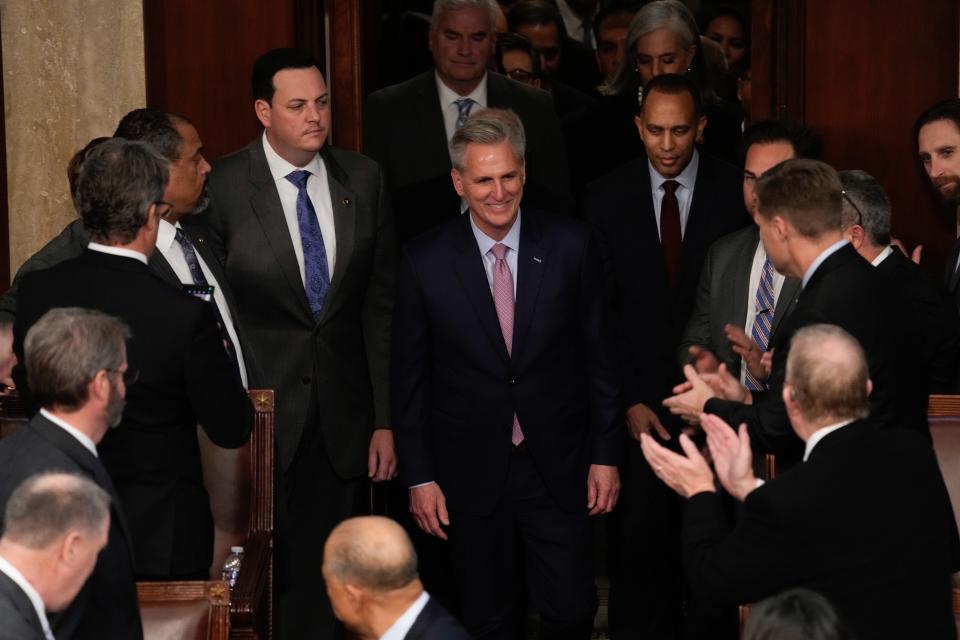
top-left (455, 98), bottom-right (474, 129)
top-left (745, 257), bottom-right (776, 391)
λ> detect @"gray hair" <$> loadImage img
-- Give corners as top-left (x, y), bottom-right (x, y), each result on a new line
top-left (838, 170), bottom-right (892, 248)
top-left (450, 107), bottom-right (526, 172)
top-left (600, 0), bottom-right (699, 96)
top-left (785, 324), bottom-right (870, 423)
top-left (431, 0), bottom-right (498, 31)
top-left (3, 472), bottom-right (110, 549)
top-left (25, 308), bottom-right (130, 412)
top-left (75, 138), bottom-right (168, 244)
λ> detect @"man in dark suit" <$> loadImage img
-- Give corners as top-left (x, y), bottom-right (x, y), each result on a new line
top-left (680, 121), bottom-right (823, 385)
top-left (644, 324), bottom-right (958, 640)
top-left (665, 159), bottom-right (921, 461)
top-left (204, 48), bottom-right (396, 639)
top-left (393, 108), bottom-right (621, 639)
top-left (364, 0), bottom-right (573, 244)
top-left (915, 98), bottom-right (960, 312)
top-left (0, 110), bottom-right (256, 385)
top-left (584, 73), bottom-right (749, 638)
top-left (322, 516), bottom-right (470, 640)
top-left (0, 308), bottom-right (140, 639)
top-left (12, 139), bottom-right (253, 580)
top-left (0, 472), bottom-right (112, 640)
top-left (839, 169), bottom-right (960, 392)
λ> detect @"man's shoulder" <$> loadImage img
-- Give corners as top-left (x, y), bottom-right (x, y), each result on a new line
top-left (211, 139), bottom-right (260, 176)
top-left (406, 597), bottom-right (471, 640)
top-left (697, 150), bottom-right (743, 182)
top-left (366, 70), bottom-right (432, 106)
top-left (323, 146), bottom-right (381, 179)
top-left (710, 224), bottom-right (757, 256)
top-left (0, 574), bottom-right (42, 640)
top-left (489, 71), bottom-right (553, 109)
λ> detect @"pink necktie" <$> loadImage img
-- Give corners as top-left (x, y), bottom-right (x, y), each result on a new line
top-left (491, 243), bottom-right (524, 446)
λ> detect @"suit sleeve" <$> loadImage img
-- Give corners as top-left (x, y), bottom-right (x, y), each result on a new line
top-left (391, 249), bottom-right (435, 486)
top-left (678, 243), bottom-right (717, 367)
top-left (361, 164), bottom-right (397, 428)
top-left (184, 302), bottom-right (253, 448)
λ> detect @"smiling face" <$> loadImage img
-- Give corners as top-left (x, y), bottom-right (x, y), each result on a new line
top-left (918, 118), bottom-right (960, 206)
top-left (452, 141), bottom-right (525, 241)
top-left (634, 27), bottom-right (695, 85)
top-left (636, 89), bottom-right (705, 178)
top-left (430, 6), bottom-right (495, 95)
top-left (256, 66), bottom-right (330, 167)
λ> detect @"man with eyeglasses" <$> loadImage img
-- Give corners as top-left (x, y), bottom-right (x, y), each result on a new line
top-left (11, 138), bottom-right (253, 582)
top-left (838, 169), bottom-right (960, 393)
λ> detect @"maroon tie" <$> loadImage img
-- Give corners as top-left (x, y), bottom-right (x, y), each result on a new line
top-left (660, 179), bottom-right (681, 284)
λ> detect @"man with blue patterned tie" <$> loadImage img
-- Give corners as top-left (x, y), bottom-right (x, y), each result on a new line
top-left (204, 48), bottom-right (397, 640)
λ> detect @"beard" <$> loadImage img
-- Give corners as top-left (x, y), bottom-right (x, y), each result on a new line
top-left (187, 183), bottom-right (211, 216)
top-left (106, 381), bottom-right (126, 429)
top-left (933, 174), bottom-right (960, 206)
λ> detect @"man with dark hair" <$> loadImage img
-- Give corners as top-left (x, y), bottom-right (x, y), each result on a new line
top-left (12, 139), bottom-right (253, 584)
top-left (496, 31), bottom-right (543, 87)
top-left (364, 0), bottom-right (572, 244)
top-left (0, 472), bottom-right (112, 640)
top-left (0, 308), bottom-right (140, 639)
top-left (205, 47), bottom-right (396, 639)
top-left (665, 159), bottom-right (922, 460)
top-left (593, 2), bottom-right (640, 83)
top-left (585, 72), bottom-right (748, 639)
top-left (839, 169), bottom-right (960, 392)
top-left (645, 324), bottom-right (958, 640)
top-left (322, 516), bottom-right (470, 640)
top-left (679, 120), bottom-right (819, 386)
top-left (507, 0), bottom-right (601, 93)
top-left (393, 107), bottom-right (621, 639)
top-left (915, 98), bottom-right (960, 313)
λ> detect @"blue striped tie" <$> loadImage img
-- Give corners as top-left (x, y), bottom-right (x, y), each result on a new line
top-left (455, 98), bottom-right (474, 129)
top-left (745, 258), bottom-right (776, 391)
top-left (285, 170), bottom-right (330, 319)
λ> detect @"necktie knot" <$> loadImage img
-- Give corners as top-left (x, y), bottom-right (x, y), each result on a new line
top-left (491, 242), bottom-right (508, 261)
top-left (455, 98), bottom-right (474, 129)
top-left (662, 179), bottom-right (679, 195)
top-left (285, 169), bottom-right (311, 190)
top-left (174, 227), bottom-right (191, 248)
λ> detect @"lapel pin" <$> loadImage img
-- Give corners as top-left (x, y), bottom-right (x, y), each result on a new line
top-left (533, 256), bottom-right (542, 263)
top-left (342, 197), bottom-right (351, 206)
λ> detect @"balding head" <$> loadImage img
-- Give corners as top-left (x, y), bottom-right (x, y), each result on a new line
top-left (324, 516), bottom-right (418, 591)
top-left (784, 324), bottom-right (870, 432)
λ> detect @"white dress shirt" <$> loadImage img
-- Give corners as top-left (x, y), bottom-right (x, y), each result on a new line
top-left (436, 71), bottom-right (488, 145)
top-left (803, 419), bottom-right (854, 461)
top-left (380, 591), bottom-right (431, 640)
top-left (262, 133), bottom-right (337, 282)
top-left (39, 409), bottom-right (98, 457)
top-left (471, 211), bottom-right (521, 293)
top-left (871, 245), bottom-right (895, 267)
top-left (741, 241), bottom-right (786, 384)
top-left (556, 0), bottom-right (595, 47)
top-left (87, 242), bottom-right (148, 265)
top-left (802, 239), bottom-right (849, 288)
top-left (156, 218), bottom-right (248, 387)
top-left (647, 150), bottom-right (700, 240)
top-left (0, 555), bottom-right (54, 640)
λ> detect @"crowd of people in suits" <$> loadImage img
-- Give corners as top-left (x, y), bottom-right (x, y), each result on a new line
top-left (0, 0), bottom-right (958, 638)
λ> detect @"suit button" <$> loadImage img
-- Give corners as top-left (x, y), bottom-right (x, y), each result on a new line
top-left (301, 376), bottom-right (311, 385)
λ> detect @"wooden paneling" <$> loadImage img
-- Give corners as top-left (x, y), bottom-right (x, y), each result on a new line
top-left (328, 1), bottom-right (364, 152)
top-left (0, 11), bottom-right (8, 289)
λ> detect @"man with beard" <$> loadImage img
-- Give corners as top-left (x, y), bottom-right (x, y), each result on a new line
top-left (916, 98), bottom-right (960, 315)
top-left (0, 110), bottom-right (253, 385)
top-left (0, 307), bottom-right (141, 639)
top-left (11, 139), bottom-right (253, 581)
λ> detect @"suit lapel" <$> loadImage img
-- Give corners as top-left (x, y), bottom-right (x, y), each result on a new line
top-left (416, 72), bottom-right (455, 171)
top-left (452, 217), bottom-right (510, 363)
top-left (246, 143), bottom-right (314, 319)
top-left (0, 572), bottom-right (44, 639)
top-left (512, 213), bottom-right (547, 361)
top-left (316, 148), bottom-right (357, 325)
top-left (772, 277), bottom-right (801, 336)
top-left (729, 229), bottom-right (758, 330)
top-left (147, 251), bottom-right (180, 287)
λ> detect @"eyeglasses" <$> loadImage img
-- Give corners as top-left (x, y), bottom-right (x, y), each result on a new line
top-left (505, 68), bottom-right (537, 84)
top-left (153, 200), bottom-right (173, 219)
top-left (840, 190), bottom-right (864, 228)
top-left (106, 368), bottom-right (139, 386)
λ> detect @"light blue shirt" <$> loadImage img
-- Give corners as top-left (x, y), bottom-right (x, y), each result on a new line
top-left (801, 239), bottom-right (849, 288)
top-left (470, 210), bottom-right (521, 294)
top-left (648, 149), bottom-right (700, 240)
top-left (380, 592), bottom-right (431, 640)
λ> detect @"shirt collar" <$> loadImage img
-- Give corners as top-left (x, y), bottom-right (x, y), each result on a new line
top-left (435, 70), bottom-right (488, 105)
top-left (0, 554), bottom-right (53, 638)
top-left (470, 210), bottom-right (522, 257)
top-left (39, 409), bottom-right (98, 458)
top-left (87, 242), bottom-right (148, 265)
top-left (803, 419), bottom-right (855, 461)
top-left (648, 148), bottom-right (700, 194)
top-left (555, 0), bottom-right (588, 34)
top-left (871, 245), bottom-right (895, 267)
top-left (261, 132), bottom-right (324, 184)
top-left (380, 591), bottom-right (430, 640)
top-left (802, 239), bottom-right (849, 288)
top-left (156, 218), bottom-right (182, 254)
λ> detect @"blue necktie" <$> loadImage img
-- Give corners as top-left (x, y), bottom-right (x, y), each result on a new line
top-left (285, 170), bottom-right (330, 319)
top-left (455, 98), bottom-right (474, 129)
top-left (745, 258), bottom-right (776, 391)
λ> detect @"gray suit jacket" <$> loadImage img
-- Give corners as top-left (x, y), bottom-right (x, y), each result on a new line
top-left (204, 141), bottom-right (395, 474)
top-left (679, 225), bottom-right (800, 377)
top-left (0, 570), bottom-right (45, 640)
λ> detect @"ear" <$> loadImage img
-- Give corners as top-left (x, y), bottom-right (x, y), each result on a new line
top-left (696, 114), bottom-right (708, 143)
top-left (843, 225), bottom-right (864, 250)
top-left (59, 530), bottom-right (83, 566)
top-left (451, 167), bottom-right (466, 196)
top-left (782, 383), bottom-right (794, 410)
top-left (89, 369), bottom-right (111, 406)
top-left (344, 583), bottom-right (365, 608)
top-left (634, 114), bottom-right (644, 139)
top-left (771, 215), bottom-right (789, 240)
top-left (254, 99), bottom-right (272, 129)
top-left (144, 203), bottom-right (161, 233)
top-left (865, 378), bottom-right (873, 398)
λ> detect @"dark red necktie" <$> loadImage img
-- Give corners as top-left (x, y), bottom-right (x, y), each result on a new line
top-left (660, 179), bottom-right (681, 284)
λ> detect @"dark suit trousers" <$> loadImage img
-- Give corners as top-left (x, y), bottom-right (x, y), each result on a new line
top-left (277, 397), bottom-right (365, 640)
top-left (448, 450), bottom-right (596, 640)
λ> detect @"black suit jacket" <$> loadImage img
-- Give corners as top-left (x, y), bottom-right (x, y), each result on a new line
top-left (944, 236), bottom-right (960, 313)
top-left (683, 420), bottom-right (958, 640)
top-left (364, 70), bottom-right (574, 243)
top-left (205, 142), bottom-right (395, 475)
top-left (707, 244), bottom-right (923, 459)
top-left (12, 250), bottom-right (253, 578)
top-left (392, 210), bottom-right (621, 515)
top-left (877, 248), bottom-right (960, 393)
top-left (0, 414), bottom-right (142, 639)
top-left (679, 225), bottom-right (801, 377)
top-left (403, 596), bottom-right (471, 640)
top-left (0, 570), bottom-right (46, 640)
top-left (585, 153), bottom-right (750, 410)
